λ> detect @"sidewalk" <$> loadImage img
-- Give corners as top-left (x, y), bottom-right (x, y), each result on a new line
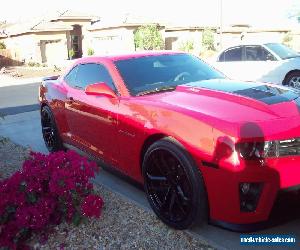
top-left (0, 74), bottom-right (43, 87)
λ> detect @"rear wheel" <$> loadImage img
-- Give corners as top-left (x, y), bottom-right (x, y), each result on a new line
top-left (283, 71), bottom-right (300, 89)
top-left (142, 137), bottom-right (208, 229)
top-left (41, 106), bottom-right (63, 152)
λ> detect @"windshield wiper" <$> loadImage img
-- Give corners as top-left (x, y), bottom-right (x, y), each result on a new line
top-left (136, 86), bottom-right (176, 96)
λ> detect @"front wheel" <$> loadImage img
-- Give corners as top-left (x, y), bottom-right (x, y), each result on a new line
top-left (284, 71), bottom-right (300, 89)
top-left (142, 137), bottom-right (208, 229)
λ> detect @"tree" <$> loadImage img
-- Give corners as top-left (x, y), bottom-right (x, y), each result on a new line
top-left (134, 25), bottom-right (164, 50)
top-left (202, 29), bottom-right (215, 51)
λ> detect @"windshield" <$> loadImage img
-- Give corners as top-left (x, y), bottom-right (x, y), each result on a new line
top-left (265, 43), bottom-right (299, 59)
top-left (114, 53), bottom-right (225, 96)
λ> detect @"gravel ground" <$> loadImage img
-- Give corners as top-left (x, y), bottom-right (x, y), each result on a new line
top-left (0, 136), bottom-right (213, 250)
top-left (0, 66), bottom-right (63, 79)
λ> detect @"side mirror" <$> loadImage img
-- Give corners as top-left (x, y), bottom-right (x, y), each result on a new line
top-left (85, 82), bottom-right (117, 98)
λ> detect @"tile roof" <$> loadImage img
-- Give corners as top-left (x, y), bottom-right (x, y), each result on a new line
top-left (50, 10), bottom-right (97, 21)
top-left (2, 10), bottom-right (96, 36)
top-left (88, 14), bottom-right (164, 31)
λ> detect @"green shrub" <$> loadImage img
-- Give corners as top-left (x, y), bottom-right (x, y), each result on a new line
top-left (27, 62), bottom-right (36, 67)
top-left (0, 41), bottom-right (6, 49)
top-left (134, 25), bottom-right (164, 50)
top-left (68, 49), bottom-right (75, 59)
top-left (27, 62), bottom-right (41, 67)
top-left (202, 29), bottom-right (215, 51)
top-left (87, 48), bottom-right (94, 56)
top-left (179, 40), bottom-right (194, 52)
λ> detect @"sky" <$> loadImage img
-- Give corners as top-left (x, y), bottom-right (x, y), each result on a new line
top-left (0, 0), bottom-right (298, 28)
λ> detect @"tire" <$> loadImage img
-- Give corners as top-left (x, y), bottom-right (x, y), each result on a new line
top-left (41, 106), bottom-right (63, 152)
top-left (142, 137), bottom-right (208, 229)
top-left (283, 71), bottom-right (300, 89)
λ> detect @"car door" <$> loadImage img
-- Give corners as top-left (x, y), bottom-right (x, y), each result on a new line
top-left (57, 65), bottom-right (79, 144)
top-left (65, 63), bottom-right (119, 165)
top-left (243, 45), bottom-right (280, 83)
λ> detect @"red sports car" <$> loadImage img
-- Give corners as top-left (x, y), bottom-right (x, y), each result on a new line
top-left (39, 51), bottom-right (300, 230)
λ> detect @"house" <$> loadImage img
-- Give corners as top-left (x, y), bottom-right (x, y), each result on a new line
top-left (0, 10), bottom-right (97, 65)
top-left (0, 12), bottom-right (166, 65)
top-left (1, 12), bottom-right (299, 66)
top-left (86, 15), bottom-right (165, 55)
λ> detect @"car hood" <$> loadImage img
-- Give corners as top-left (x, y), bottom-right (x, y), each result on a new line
top-left (142, 79), bottom-right (300, 123)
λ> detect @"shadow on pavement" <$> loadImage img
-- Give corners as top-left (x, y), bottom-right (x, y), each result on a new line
top-left (0, 104), bottom-right (39, 116)
top-left (267, 191), bottom-right (300, 228)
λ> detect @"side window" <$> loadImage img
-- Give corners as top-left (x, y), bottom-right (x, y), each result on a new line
top-left (245, 46), bottom-right (277, 61)
top-left (261, 47), bottom-right (277, 61)
top-left (64, 66), bottom-right (79, 87)
top-left (75, 63), bottom-right (116, 91)
top-left (96, 64), bottom-right (116, 91)
top-left (218, 47), bottom-right (242, 62)
top-left (245, 46), bottom-right (260, 61)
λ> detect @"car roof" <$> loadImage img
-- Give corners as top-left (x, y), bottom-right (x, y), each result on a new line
top-left (77, 50), bottom-right (184, 63)
top-left (220, 42), bottom-right (280, 51)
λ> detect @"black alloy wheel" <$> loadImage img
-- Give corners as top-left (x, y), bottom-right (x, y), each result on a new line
top-left (142, 137), bottom-right (208, 229)
top-left (41, 106), bottom-right (63, 152)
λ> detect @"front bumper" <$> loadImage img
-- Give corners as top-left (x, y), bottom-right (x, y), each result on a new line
top-left (210, 188), bottom-right (300, 232)
top-left (199, 155), bottom-right (300, 227)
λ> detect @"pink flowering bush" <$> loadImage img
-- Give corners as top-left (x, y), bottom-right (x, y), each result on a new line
top-left (0, 151), bottom-right (103, 249)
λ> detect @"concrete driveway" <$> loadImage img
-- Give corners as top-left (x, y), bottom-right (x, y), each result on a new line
top-left (0, 80), bottom-right (299, 250)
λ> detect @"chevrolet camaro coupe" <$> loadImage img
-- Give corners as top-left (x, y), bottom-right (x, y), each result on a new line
top-left (39, 51), bottom-right (300, 230)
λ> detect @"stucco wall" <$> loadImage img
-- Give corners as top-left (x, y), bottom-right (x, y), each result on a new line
top-left (37, 31), bottom-right (69, 64)
top-left (2, 31), bottom-right (69, 64)
top-left (88, 27), bottom-right (136, 55)
top-left (165, 29), bottom-right (202, 55)
top-left (290, 31), bottom-right (300, 52)
top-left (2, 34), bottom-right (36, 62)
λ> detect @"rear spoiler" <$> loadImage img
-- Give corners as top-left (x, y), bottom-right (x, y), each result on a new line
top-left (42, 75), bottom-right (60, 81)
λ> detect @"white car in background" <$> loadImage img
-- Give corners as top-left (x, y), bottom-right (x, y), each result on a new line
top-left (212, 43), bottom-right (300, 88)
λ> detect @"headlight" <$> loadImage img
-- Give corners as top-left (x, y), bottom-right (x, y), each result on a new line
top-left (236, 137), bottom-right (300, 159)
top-left (264, 138), bottom-right (300, 157)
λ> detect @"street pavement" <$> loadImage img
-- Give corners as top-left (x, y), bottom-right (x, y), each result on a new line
top-left (0, 74), bottom-right (43, 87)
top-left (0, 79), bottom-right (299, 250)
